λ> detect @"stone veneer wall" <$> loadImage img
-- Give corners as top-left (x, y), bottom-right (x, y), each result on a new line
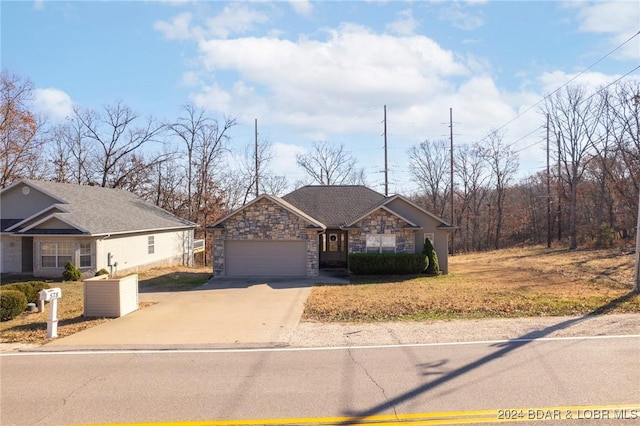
top-left (212, 198), bottom-right (319, 276)
top-left (349, 210), bottom-right (416, 254)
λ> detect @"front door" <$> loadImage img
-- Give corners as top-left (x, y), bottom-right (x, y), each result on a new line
top-left (319, 230), bottom-right (348, 268)
top-left (21, 237), bottom-right (34, 272)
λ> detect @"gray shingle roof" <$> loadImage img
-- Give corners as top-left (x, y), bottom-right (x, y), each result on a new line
top-left (13, 180), bottom-right (194, 235)
top-left (282, 185), bottom-right (386, 228)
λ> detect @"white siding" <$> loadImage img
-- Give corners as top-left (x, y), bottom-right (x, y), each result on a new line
top-left (83, 274), bottom-right (138, 318)
top-left (0, 183), bottom-right (59, 219)
top-left (0, 235), bottom-right (22, 273)
top-left (96, 229), bottom-right (193, 275)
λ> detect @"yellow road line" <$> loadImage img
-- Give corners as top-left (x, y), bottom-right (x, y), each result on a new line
top-left (75, 403), bottom-right (640, 426)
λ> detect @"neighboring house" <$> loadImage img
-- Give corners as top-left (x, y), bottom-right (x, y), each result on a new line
top-left (207, 185), bottom-right (453, 277)
top-left (0, 180), bottom-right (196, 278)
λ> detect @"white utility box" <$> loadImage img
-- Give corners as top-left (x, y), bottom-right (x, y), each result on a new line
top-left (83, 274), bottom-right (139, 318)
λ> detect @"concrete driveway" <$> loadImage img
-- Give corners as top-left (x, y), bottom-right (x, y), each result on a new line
top-left (41, 276), bottom-right (346, 351)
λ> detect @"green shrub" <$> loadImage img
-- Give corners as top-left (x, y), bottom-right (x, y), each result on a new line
top-left (0, 289), bottom-right (27, 321)
top-left (29, 282), bottom-right (51, 302)
top-left (62, 262), bottom-right (82, 281)
top-left (349, 253), bottom-right (425, 275)
top-left (2, 282), bottom-right (50, 304)
top-left (595, 223), bottom-right (616, 248)
top-left (95, 268), bottom-right (109, 277)
top-left (422, 238), bottom-right (440, 275)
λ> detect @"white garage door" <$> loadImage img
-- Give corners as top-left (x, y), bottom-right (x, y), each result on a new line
top-left (225, 240), bottom-right (307, 276)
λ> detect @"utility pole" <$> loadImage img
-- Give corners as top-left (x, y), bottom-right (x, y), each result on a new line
top-left (254, 118), bottom-right (259, 198)
top-left (634, 185), bottom-right (640, 292)
top-left (384, 105), bottom-right (388, 197)
top-left (546, 113), bottom-right (552, 248)
top-left (449, 107), bottom-right (454, 256)
top-left (557, 136), bottom-right (562, 241)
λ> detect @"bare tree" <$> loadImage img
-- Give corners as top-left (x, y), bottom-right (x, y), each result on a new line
top-left (0, 71), bottom-right (46, 187)
top-left (168, 104), bottom-right (210, 221)
top-left (74, 101), bottom-right (167, 188)
top-left (454, 142), bottom-right (491, 251)
top-left (544, 84), bottom-right (599, 249)
top-left (190, 115), bottom-right (237, 225)
top-left (260, 174), bottom-right (289, 196)
top-left (408, 139), bottom-right (451, 218)
top-left (604, 80), bottom-right (640, 237)
top-left (478, 130), bottom-right (519, 249)
top-left (296, 141), bottom-right (365, 185)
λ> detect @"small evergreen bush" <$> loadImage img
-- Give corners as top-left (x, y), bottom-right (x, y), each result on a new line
top-left (422, 238), bottom-right (440, 275)
top-left (62, 262), bottom-right (82, 281)
top-left (595, 223), bottom-right (616, 248)
top-left (0, 289), bottom-right (27, 321)
top-left (95, 268), bottom-right (109, 277)
top-left (349, 253), bottom-right (425, 275)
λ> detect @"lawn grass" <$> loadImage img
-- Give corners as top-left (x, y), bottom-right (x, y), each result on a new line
top-left (303, 246), bottom-right (640, 322)
top-left (0, 266), bottom-right (211, 344)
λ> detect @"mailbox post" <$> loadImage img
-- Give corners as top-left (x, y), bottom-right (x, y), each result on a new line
top-left (38, 288), bottom-right (62, 338)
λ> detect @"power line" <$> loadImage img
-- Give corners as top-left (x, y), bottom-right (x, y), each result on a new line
top-left (482, 29), bottom-right (640, 138)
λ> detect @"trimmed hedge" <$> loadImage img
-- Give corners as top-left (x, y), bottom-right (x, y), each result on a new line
top-left (2, 281), bottom-right (50, 304)
top-left (1, 289), bottom-right (27, 321)
top-left (349, 253), bottom-right (426, 275)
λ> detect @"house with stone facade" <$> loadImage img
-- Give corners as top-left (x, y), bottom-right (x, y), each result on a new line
top-left (207, 185), bottom-right (452, 277)
top-left (1, 179), bottom-right (196, 278)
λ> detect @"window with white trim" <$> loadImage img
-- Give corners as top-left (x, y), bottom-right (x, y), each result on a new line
top-left (148, 236), bottom-right (155, 255)
top-left (366, 234), bottom-right (396, 253)
top-left (41, 242), bottom-right (73, 268)
top-left (79, 242), bottom-right (92, 268)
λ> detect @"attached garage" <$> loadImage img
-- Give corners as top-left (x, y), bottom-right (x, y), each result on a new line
top-left (225, 240), bottom-right (307, 276)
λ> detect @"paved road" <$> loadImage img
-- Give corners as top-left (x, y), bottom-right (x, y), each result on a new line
top-left (1, 335), bottom-right (638, 425)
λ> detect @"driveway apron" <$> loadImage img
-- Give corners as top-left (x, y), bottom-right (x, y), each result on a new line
top-left (41, 278), bottom-right (317, 350)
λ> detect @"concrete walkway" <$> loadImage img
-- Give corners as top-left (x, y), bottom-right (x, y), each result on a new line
top-left (39, 276), bottom-right (345, 351)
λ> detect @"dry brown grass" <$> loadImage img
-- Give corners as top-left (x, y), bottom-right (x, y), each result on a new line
top-left (0, 266), bottom-right (211, 344)
top-left (303, 246), bottom-right (639, 322)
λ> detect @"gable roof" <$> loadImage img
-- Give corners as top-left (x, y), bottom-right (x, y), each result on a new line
top-left (352, 194), bottom-right (453, 228)
top-left (344, 205), bottom-right (420, 228)
top-left (1, 179), bottom-right (195, 235)
top-left (207, 194), bottom-right (326, 230)
top-left (282, 185), bottom-right (386, 228)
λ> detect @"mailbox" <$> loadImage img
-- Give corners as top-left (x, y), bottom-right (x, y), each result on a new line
top-left (39, 288), bottom-right (62, 301)
top-left (38, 287), bottom-right (62, 338)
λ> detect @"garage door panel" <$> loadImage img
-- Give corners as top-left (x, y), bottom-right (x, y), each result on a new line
top-left (225, 240), bottom-right (306, 276)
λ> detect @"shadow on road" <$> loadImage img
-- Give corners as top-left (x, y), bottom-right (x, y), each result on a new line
top-left (338, 291), bottom-right (638, 424)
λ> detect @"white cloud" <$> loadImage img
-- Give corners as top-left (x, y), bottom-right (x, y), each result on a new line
top-left (437, 2), bottom-right (485, 31)
top-left (195, 23), bottom-right (469, 133)
top-left (189, 83), bottom-right (233, 112)
top-left (386, 9), bottom-right (419, 36)
top-left (154, 4), bottom-right (269, 41)
top-left (289, 0), bottom-right (313, 17)
top-left (269, 142), bottom-right (307, 176)
top-left (572, 1), bottom-right (640, 60)
top-left (154, 12), bottom-right (203, 40)
top-left (537, 70), bottom-right (622, 94)
top-left (33, 88), bottom-right (73, 122)
top-left (206, 3), bottom-right (270, 39)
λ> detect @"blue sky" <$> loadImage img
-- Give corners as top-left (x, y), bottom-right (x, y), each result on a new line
top-left (2, 0), bottom-right (639, 194)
